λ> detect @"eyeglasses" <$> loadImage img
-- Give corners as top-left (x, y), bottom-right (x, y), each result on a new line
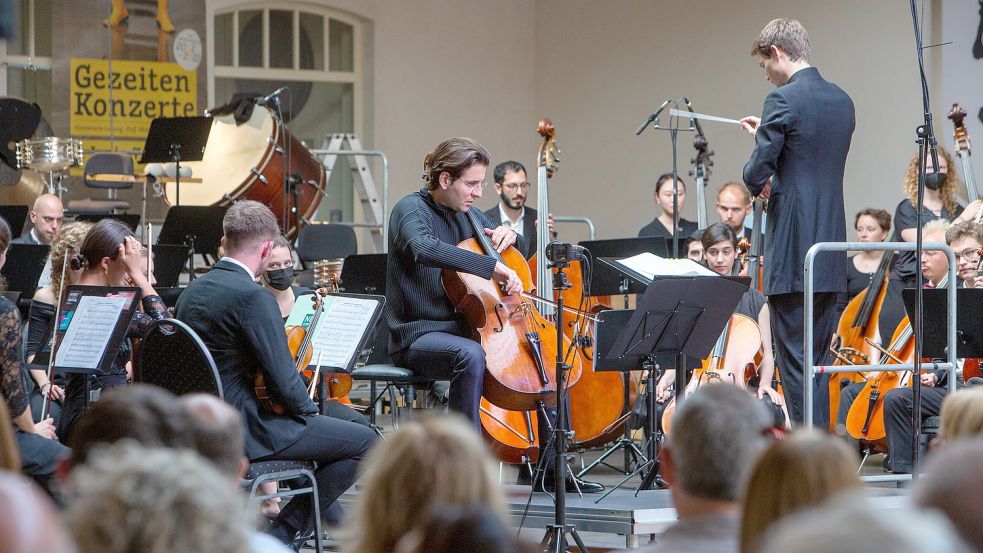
top-left (954, 248), bottom-right (981, 263)
top-left (503, 182), bottom-right (531, 192)
top-left (458, 178), bottom-right (488, 191)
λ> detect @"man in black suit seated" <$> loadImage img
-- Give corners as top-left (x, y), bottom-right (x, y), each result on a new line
top-left (740, 18), bottom-right (855, 425)
top-left (175, 200), bottom-right (377, 548)
top-left (12, 194), bottom-right (62, 246)
top-left (483, 160), bottom-right (555, 260)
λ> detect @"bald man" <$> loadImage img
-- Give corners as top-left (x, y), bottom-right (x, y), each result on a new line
top-left (13, 194), bottom-right (63, 246)
top-left (0, 471), bottom-right (75, 553)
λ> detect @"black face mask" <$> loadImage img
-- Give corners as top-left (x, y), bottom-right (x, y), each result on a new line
top-left (265, 267), bottom-right (294, 291)
top-left (925, 171), bottom-right (945, 191)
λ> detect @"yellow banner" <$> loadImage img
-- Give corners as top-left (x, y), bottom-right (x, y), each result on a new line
top-left (69, 58), bottom-right (197, 139)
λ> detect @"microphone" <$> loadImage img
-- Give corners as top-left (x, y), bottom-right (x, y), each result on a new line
top-left (545, 241), bottom-right (588, 263)
top-left (635, 99), bottom-right (672, 135)
top-left (682, 97), bottom-right (706, 138)
top-left (255, 87), bottom-right (289, 106)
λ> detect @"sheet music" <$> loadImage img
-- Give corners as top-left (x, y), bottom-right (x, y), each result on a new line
top-left (309, 296), bottom-right (378, 371)
top-left (616, 252), bottom-right (718, 280)
top-left (55, 295), bottom-right (128, 369)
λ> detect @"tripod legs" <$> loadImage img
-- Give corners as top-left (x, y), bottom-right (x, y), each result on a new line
top-left (542, 523), bottom-right (589, 553)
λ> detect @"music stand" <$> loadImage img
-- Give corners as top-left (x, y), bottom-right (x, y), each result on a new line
top-left (0, 205), bottom-right (28, 236)
top-left (139, 116), bottom-right (212, 206)
top-left (902, 288), bottom-right (983, 359)
top-left (339, 254), bottom-right (387, 294)
top-left (581, 237), bottom-right (669, 302)
top-left (74, 213), bottom-right (140, 231)
top-left (152, 244), bottom-right (192, 288)
top-left (158, 205), bottom-right (227, 281)
top-left (600, 275), bottom-right (745, 497)
top-left (1, 243), bottom-right (49, 297)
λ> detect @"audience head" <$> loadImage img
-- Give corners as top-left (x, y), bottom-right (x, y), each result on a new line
top-left (68, 384), bottom-right (191, 468)
top-left (66, 443), bottom-right (249, 553)
top-left (716, 181), bottom-right (753, 232)
top-left (937, 387), bottom-right (983, 445)
top-left (261, 234), bottom-right (295, 292)
top-left (178, 394), bottom-right (248, 479)
top-left (654, 173), bottom-right (686, 217)
top-left (760, 495), bottom-right (961, 553)
top-left (905, 147), bottom-right (959, 215)
top-left (854, 208), bottom-right (891, 243)
top-left (701, 222), bottom-right (740, 276)
top-left (221, 200), bottom-right (279, 263)
top-left (944, 221), bottom-right (983, 285)
top-left (492, 160), bottom-right (529, 211)
top-left (0, 471), bottom-right (75, 553)
top-left (684, 228), bottom-right (705, 262)
top-left (29, 193), bottom-right (65, 245)
top-left (48, 221), bottom-right (93, 302)
top-left (71, 219), bottom-right (135, 284)
top-left (739, 430), bottom-right (862, 553)
top-left (914, 438), bottom-right (983, 551)
top-left (395, 505), bottom-right (533, 553)
top-left (664, 383), bottom-right (771, 508)
top-left (345, 416), bottom-right (505, 553)
top-left (920, 219), bottom-right (951, 285)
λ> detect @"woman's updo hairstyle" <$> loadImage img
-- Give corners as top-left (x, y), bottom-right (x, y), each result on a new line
top-left (421, 137), bottom-right (491, 190)
top-left (71, 219), bottom-right (134, 271)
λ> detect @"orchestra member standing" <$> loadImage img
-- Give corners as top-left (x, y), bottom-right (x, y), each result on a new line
top-left (740, 18), bottom-right (855, 424)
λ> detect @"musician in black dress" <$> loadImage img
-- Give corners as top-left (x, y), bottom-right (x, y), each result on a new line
top-left (846, 209), bottom-right (891, 300)
top-left (57, 220), bottom-right (169, 443)
top-left (638, 173), bottom-right (699, 248)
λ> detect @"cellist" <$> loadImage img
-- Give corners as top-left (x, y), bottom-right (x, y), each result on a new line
top-left (385, 137), bottom-right (603, 493)
top-left (655, 223), bottom-right (786, 426)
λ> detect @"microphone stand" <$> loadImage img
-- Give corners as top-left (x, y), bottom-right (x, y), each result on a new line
top-left (908, 0), bottom-right (938, 478)
top-left (635, 97), bottom-right (697, 442)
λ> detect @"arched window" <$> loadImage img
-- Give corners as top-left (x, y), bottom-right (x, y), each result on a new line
top-left (211, 3), bottom-right (362, 221)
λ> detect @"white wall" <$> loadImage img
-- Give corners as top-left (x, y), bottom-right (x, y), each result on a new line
top-left (200, 0), bottom-right (939, 248)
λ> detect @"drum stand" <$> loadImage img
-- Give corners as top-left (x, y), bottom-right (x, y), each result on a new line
top-left (42, 170), bottom-right (67, 199)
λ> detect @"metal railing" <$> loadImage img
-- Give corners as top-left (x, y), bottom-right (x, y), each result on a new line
top-left (553, 216), bottom-right (596, 241)
top-left (803, 242), bottom-right (957, 481)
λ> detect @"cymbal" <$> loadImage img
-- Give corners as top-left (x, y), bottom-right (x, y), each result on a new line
top-left (0, 169), bottom-right (44, 205)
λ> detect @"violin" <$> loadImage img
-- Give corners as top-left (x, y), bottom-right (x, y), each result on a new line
top-left (661, 313), bottom-right (762, 434)
top-left (826, 250), bottom-right (895, 430)
top-left (256, 290), bottom-right (325, 414)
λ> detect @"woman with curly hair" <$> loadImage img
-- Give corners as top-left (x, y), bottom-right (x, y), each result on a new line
top-left (23, 221), bottom-right (92, 422)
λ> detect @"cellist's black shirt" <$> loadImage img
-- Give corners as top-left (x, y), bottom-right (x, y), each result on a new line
top-left (385, 188), bottom-right (527, 355)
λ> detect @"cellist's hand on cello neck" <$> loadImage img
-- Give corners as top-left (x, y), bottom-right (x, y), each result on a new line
top-left (493, 262), bottom-right (523, 296)
top-left (655, 370), bottom-right (675, 403)
top-left (484, 226), bottom-right (518, 253)
top-left (757, 384), bottom-right (784, 406)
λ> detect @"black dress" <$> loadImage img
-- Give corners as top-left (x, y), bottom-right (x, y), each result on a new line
top-left (57, 294), bottom-right (169, 442)
top-left (637, 217), bottom-right (698, 255)
top-left (846, 256), bottom-right (875, 300)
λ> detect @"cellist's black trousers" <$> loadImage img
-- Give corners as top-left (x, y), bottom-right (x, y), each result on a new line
top-left (396, 332), bottom-right (484, 427)
top-left (883, 385), bottom-right (947, 473)
top-left (769, 292), bottom-right (839, 426)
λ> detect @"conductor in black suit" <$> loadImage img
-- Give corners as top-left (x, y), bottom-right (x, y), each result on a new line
top-left (740, 18), bottom-right (855, 424)
top-left (175, 200), bottom-right (376, 548)
top-left (483, 160), bottom-right (554, 260)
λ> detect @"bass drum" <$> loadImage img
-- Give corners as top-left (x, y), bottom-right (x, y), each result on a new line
top-left (164, 106), bottom-right (325, 237)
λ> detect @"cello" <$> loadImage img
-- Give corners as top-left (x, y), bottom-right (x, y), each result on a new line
top-left (826, 250), bottom-right (894, 430)
top-left (845, 316), bottom-right (915, 444)
top-left (441, 199), bottom-right (582, 413)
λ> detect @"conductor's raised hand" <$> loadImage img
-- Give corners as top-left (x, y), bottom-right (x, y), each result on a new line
top-left (485, 226), bottom-right (518, 253)
top-left (740, 116), bottom-right (761, 136)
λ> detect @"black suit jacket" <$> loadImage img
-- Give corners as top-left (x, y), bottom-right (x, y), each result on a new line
top-left (11, 231), bottom-right (39, 245)
top-left (175, 259), bottom-right (319, 459)
top-left (743, 67), bottom-right (854, 296)
top-left (484, 204), bottom-right (538, 259)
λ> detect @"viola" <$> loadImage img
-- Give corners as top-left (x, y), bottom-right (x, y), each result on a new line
top-left (845, 316), bottom-right (915, 443)
top-left (826, 250), bottom-right (895, 430)
top-left (661, 313), bottom-right (762, 434)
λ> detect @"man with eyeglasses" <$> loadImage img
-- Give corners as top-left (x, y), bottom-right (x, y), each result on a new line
top-left (945, 221), bottom-right (983, 288)
top-left (484, 160), bottom-right (552, 259)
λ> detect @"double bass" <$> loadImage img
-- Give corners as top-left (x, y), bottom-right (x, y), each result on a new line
top-left (826, 250), bottom-right (895, 430)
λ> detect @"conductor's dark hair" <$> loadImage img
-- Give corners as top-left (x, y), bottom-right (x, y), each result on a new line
top-left (493, 161), bottom-right (526, 184)
top-left (701, 222), bottom-right (738, 251)
top-left (656, 173), bottom-right (687, 195)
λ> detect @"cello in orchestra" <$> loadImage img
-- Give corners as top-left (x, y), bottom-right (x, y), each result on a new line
top-left (948, 103), bottom-right (981, 220)
top-left (826, 249), bottom-right (895, 430)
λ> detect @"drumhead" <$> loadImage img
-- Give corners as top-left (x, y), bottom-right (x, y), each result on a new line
top-left (164, 106), bottom-right (275, 206)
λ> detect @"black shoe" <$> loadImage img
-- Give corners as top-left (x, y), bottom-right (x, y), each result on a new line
top-left (540, 471), bottom-right (605, 494)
